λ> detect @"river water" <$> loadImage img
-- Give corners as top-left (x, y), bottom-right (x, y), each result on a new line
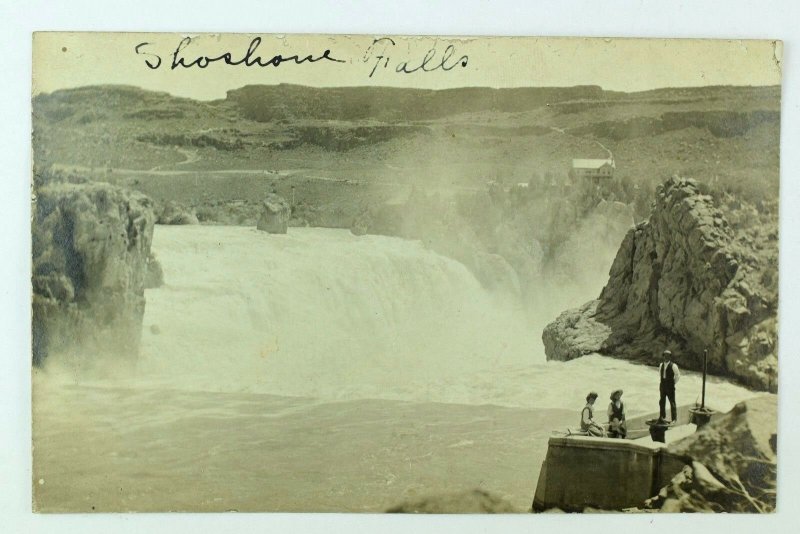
top-left (32, 226), bottom-right (758, 512)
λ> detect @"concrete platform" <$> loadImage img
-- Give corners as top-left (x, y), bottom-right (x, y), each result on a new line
top-left (532, 405), bottom-right (716, 512)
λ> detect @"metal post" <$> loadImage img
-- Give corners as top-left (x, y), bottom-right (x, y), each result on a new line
top-left (701, 350), bottom-right (708, 409)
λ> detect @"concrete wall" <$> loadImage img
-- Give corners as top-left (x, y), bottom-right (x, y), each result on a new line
top-left (532, 405), bottom-right (707, 512)
top-left (533, 437), bottom-right (674, 511)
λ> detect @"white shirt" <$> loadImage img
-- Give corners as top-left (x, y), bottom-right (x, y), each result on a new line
top-left (660, 361), bottom-right (681, 383)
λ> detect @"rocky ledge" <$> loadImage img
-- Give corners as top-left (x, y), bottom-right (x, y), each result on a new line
top-left (32, 182), bottom-right (156, 365)
top-left (647, 396), bottom-right (776, 512)
top-left (543, 177), bottom-right (777, 392)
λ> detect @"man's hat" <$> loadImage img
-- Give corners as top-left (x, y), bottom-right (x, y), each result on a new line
top-left (610, 389), bottom-right (623, 400)
top-left (586, 391), bottom-right (599, 401)
top-left (662, 349), bottom-right (672, 357)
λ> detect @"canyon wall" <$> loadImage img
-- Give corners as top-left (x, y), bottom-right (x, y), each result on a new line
top-left (32, 182), bottom-right (156, 366)
top-left (543, 177), bottom-right (778, 392)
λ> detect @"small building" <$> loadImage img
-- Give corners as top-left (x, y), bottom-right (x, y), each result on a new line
top-left (569, 158), bottom-right (615, 182)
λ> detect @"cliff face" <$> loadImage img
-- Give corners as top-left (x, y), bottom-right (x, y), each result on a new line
top-left (32, 182), bottom-right (156, 365)
top-left (226, 84), bottom-right (606, 122)
top-left (543, 177), bottom-right (777, 391)
top-left (567, 110), bottom-right (780, 141)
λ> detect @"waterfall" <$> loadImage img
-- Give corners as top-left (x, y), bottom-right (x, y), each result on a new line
top-left (137, 225), bottom-right (540, 398)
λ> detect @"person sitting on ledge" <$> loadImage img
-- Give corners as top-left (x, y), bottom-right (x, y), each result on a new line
top-left (580, 392), bottom-right (606, 437)
top-left (607, 389), bottom-right (627, 438)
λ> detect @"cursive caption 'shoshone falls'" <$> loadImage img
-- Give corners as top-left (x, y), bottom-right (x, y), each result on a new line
top-left (134, 36), bottom-right (470, 78)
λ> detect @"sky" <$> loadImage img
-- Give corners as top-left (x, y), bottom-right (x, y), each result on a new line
top-left (32, 33), bottom-right (782, 100)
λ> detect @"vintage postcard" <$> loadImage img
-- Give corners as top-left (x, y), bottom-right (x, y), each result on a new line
top-left (31, 33), bottom-right (780, 513)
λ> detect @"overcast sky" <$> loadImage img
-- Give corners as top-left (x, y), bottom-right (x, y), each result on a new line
top-left (33, 33), bottom-right (782, 100)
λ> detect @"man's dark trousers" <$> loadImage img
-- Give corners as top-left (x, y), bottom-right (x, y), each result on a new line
top-left (659, 384), bottom-right (677, 421)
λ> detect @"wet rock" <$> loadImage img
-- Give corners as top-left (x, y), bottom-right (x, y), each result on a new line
top-left (32, 182), bottom-right (155, 365)
top-left (542, 300), bottom-right (612, 361)
top-left (386, 489), bottom-right (518, 513)
top-left (256, 193), bottom-right (290, 234)
top-left (543, 177), bottom-right (777, 391)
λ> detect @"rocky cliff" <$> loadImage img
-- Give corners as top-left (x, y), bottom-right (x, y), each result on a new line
top-left (32, 182), bottom-right (156, 365)
top-left (567, 110), bottom-right (780, 141)
top-left (543, 177), bottom-right (778, 391)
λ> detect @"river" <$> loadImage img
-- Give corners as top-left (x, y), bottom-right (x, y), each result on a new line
top-left (32, 226), bottom-right (758, 512)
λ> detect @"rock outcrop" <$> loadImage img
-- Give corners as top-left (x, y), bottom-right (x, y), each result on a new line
top-left (567, 110), bottom-right (780, 141)
top-left (386, 489), bottom-right (518, 513)
top-left (144, 252), bottom-right (164, 289)
top-left (256, 193), bottom-right (290, 234)
top-left (646, 396), bottom-right (777, 512)
top-left (32, 182), bottom-right (156, 365)
top-left (157, 201), bottom-right (199, 225)
top-left (543, 177), bottom-right (777, 391)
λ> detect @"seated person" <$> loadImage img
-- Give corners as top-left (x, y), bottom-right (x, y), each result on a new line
top-left (580, 391), bottom-right (606, 437)
top-left (607, 389), bottom-right (627, 438)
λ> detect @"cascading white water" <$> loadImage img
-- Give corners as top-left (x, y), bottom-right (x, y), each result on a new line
top-left (39, 224), bottom-right (757, 411)
top-left (136, 225), bottom-right (541, 398)
top-left (33, 224), bottom-right (761, 513)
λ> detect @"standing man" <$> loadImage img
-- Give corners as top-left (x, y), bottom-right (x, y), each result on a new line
top-left (659, 350), bottom-right (681, 423)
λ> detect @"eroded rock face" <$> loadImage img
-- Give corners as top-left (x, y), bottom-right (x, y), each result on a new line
top-left (541, 300), bottom-right (612, 361)
top-left (543, 177), bottom-right (777, 391)
top-left (645, 396), bottom-right (776, 512)
top-left (256, 193), bottom-right (290, 234)
top-left (32, 182), bottom-right (155, 365)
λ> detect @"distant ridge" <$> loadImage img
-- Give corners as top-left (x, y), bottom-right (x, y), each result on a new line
top-left (34, 83), bottom-right (780, 123)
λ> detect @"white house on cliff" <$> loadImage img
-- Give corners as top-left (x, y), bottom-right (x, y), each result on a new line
top-left (569, 158), bottom-right (615, 182)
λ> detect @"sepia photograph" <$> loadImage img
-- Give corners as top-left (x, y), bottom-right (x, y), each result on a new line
top-left (29, 31), bottom-right (780, 516)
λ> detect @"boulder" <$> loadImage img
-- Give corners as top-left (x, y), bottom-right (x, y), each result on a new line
top-left (542, 300), bottom-right (612, 361)
top-left (144, 252), bottom-right (164, 289)
top-left (645, 396), bottom-right (777, 512)
top-left (386, 489), bottom-right (518, 513)
top-left (542, 177), bottom-right (777, 391)
top-left (157, 201), bottom-right (199, 225)
top-left (256, 193), bottom-right (290, 234)
top-left (32, 182), bottom-right (155, 365)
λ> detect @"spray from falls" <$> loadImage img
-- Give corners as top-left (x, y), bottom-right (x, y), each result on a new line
top-left (125, 225), bottom-right (541, 398)
top-left (36, 224), bottom-right (759, 411)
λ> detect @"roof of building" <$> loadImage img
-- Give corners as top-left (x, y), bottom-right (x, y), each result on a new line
top-left (572, 158), bottom-right (615, 169)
